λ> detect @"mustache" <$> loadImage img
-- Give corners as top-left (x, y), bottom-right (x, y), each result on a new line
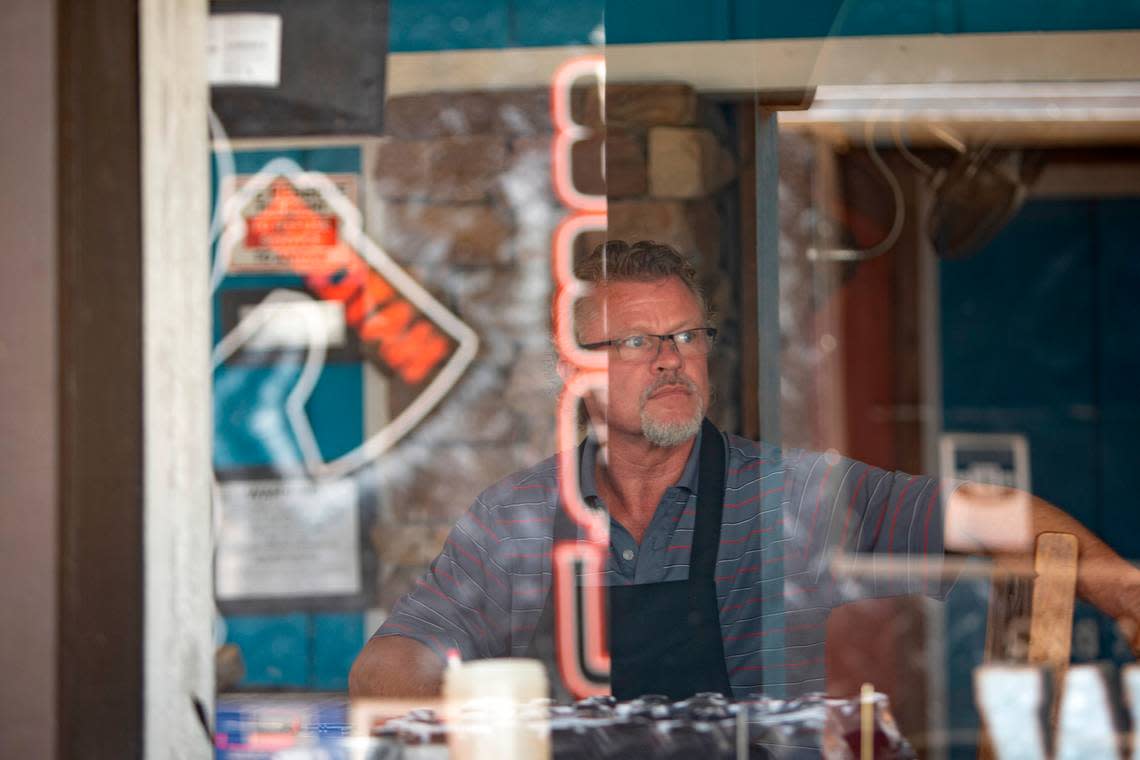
top-left (639, 372), bottom-right (699, 404)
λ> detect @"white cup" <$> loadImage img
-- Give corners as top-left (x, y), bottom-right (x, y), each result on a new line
top-left (443, 658), bottom-right (550, 760)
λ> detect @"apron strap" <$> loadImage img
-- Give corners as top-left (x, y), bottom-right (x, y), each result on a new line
top-left (689, 419), bottom-right (727, 586)
top-left (529, 420), bottom-right (736, 698)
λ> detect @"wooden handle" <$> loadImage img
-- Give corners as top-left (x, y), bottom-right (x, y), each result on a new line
top-left (1028, 531), bottom-right (1079, 729)
top-left (1027, 532), bottom-right (1079, 670)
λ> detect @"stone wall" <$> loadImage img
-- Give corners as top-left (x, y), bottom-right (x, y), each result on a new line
top-left (363, 83), bottom-right (743, 612)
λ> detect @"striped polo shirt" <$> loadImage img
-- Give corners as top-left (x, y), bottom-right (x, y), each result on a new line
top-left (376, 426), bottom-right (954, 699)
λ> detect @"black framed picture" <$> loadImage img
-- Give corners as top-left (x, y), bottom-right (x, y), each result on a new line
top-left (209, 0), bottom-right (388, 137)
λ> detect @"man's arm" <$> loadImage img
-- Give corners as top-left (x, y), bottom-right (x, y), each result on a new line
top-left (1027, 495), bottom-right (1140, 627)
top-left (947, 484), bottom-right (1140, 645)
top-left (348, 635), bottom-right (445, 698)
top-left (347, 489), bottom-right (514, 698)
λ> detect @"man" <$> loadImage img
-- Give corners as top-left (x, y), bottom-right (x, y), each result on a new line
top-left (350, 240), bottom-right (1140, 700)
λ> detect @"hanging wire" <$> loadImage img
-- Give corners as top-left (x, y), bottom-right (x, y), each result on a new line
top-left (807, 118), bottom-right (906, 262)
top-left (892, 120), bottom-right (936, 176)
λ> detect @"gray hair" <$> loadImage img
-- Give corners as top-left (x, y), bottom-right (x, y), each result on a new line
top-left (572, 240), bottom-right (711, 339)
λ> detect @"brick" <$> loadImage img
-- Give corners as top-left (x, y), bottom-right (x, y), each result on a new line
top-left (570, 137), bottom-right (605, 197)
top-left (509, 210), bottom-right (561, 258)
top-left (607, 200), bottom-right (688, 248)
top-left (385, 93), bottom-right (490, 138)
top-left (574, 199), bottom-right (721, 283)
top-left (570, 128), bottom-right (647, 198)
top-left (373, 136), bottom-right (509, 202)
top-left (506, 135), bottom-right (559, 207)
top-left (431, 137), bottom-right (510, 202)
top-left (453, 266), bottom-right (552, 343)
top-left (384, 89), bottom-right (551, 139)
top-left (571, 83), bottom-right (698, 128)
top-left (489, 89), bottom-right (553, 135)
top-left (606, 198), bottom-right (721, 266)
top-left (374, 202), bottom-right (513, 266)
top-left (606, 83), bottom-right (698, 127)
top-left (515, 212), bottom-right (565, 266)
top-left (511, 136), bottom-right (551, 177)
top-left (648, 127), bottom-right (735, 199)
top-left (515, 133), bottom-right (644, 205)
top-left (605, 129), bottom-right (649, 198)
top-left (570, 84), bottom-right (604, 129)
top-left (372, 139), bottom-right (432, 199)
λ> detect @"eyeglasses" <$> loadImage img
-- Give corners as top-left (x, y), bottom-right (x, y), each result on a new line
top-left (580, 328), bottom-right (718, 362)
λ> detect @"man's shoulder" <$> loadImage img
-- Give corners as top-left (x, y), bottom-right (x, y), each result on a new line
top-left (724, 431), bottom-right (883, 470)
top-left (721, 432), bottom-right (875, 483)
top-left (722, 432), bottom-right (785, 476)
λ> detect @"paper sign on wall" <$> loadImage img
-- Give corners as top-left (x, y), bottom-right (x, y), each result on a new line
top-left (215, 478), bottom-right (360, 600)
top-left (207, 13), bottom-right (282, 88)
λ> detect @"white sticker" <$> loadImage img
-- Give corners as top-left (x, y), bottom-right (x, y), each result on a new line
top-left (237, 298), bottom-right (347, 352)
top-left (207, 13), bottom-right (282, 88)
top-left (940, 431), bottom-right (1031, 490)
top-left (215, 478), bottom-right (360, 600)
top-left (940, 432), bottom-right (1033, 552)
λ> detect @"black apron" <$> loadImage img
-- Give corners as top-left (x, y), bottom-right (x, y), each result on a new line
top-left (524, 419), bottom-right (736, 701)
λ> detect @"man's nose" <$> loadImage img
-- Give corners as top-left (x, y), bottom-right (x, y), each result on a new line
top-left (653, 337), bottom-right (684, 369)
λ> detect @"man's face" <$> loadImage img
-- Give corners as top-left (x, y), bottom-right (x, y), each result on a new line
top-left (577, 277), bottom-right (711, 447)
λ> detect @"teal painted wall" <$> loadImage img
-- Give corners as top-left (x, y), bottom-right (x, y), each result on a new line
top-left (388, 0), bottom-right (1140, 52)
top-left (389, 0), bottom-right (603, 50)
top-left (939, 198), bottom-right (1140, 759)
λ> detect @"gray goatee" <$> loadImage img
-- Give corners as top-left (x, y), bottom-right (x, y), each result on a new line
top-left (639, 373), bottom-right (705, 447)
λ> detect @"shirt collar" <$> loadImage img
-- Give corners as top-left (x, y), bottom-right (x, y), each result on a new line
top-left (578, 429), bottom-right (702, 502)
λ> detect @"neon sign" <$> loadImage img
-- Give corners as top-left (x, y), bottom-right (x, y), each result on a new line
top-left (549, 54), bottom-right (612, 698)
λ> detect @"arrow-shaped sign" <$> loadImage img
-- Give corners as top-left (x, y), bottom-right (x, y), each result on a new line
top-left (214, 158), bottom-right (479, 478)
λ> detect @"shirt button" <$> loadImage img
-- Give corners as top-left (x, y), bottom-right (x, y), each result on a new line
top-left (622, 549), bottom-right (635, 562)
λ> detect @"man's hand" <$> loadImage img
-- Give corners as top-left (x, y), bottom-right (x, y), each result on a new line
top-left (1116, 605), bottom-right (1140, 656)
top-left (1098, 572), bottom-right (1140, 656)
top-left (348, 635), bottom-right (445, 698)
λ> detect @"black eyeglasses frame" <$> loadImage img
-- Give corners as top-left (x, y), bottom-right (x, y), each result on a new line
top-left (579, 327), bottom-right (718, 358)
